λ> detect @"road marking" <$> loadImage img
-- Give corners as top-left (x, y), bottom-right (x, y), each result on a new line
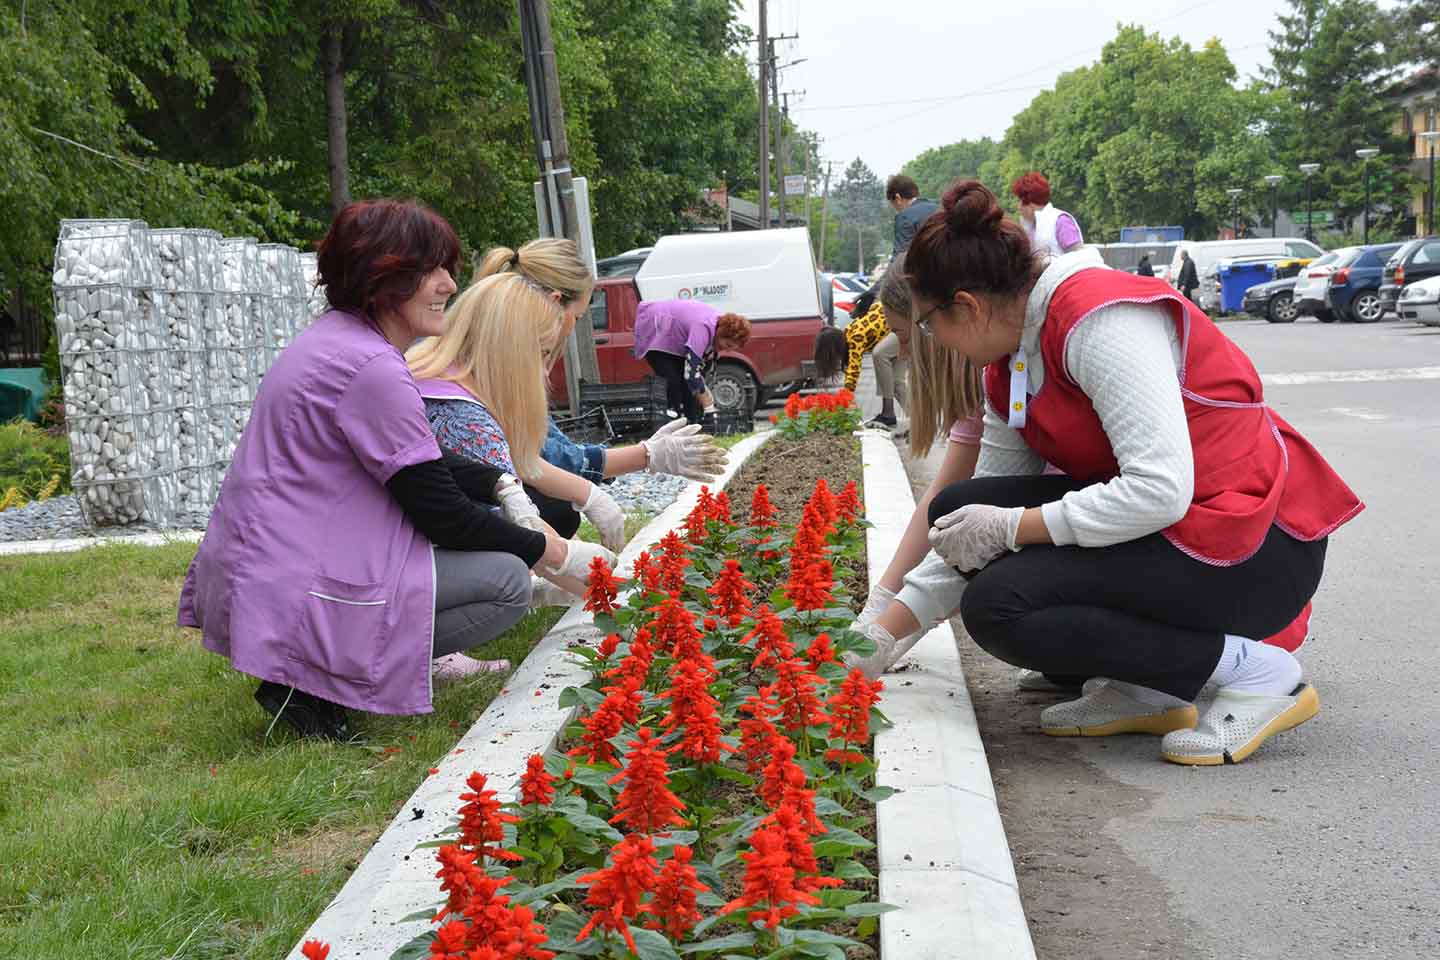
top-left (1262, 365), bottom-right (1440, 386)
top-left (1323, 406), bottom-right (1391, 422)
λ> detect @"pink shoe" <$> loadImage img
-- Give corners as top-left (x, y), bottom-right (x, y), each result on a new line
top-left (432, 653), bottom-right (511, 683)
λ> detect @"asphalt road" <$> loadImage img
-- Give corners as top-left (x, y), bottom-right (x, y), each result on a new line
top-left (874, 314), bottom-right (1440, 959)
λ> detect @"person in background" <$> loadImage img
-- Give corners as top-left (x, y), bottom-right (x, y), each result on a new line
top-left (887, 175), bottom-right (940, 256)
top-left (178, 201), bottom-right (615, 741)
top-left (858, 180), bottom-right (1359, 765)
top-left (412, 240), bottom-right (725, 553)
top-left (1011, 172), bottom-right (1084, 258)
top-left (812, 283), bottom-right (908, 432)
top-left (1137, 254), bottom-right (1155, 277)
top-left (1176, 249), bottom-right (1200, 303)
top-left (633, 299), bottom-right (751, 427)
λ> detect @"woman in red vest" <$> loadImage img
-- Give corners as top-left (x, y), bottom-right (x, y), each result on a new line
top-left (857, 181), bottom-right (1361, 765)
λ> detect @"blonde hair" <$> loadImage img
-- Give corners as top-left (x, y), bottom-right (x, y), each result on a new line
top-left (477, 238), bottom-right (595, 308)
top-left (406, 273), bottom-right (565, 480)
top-left (878, 267), bottom-right (985, 458)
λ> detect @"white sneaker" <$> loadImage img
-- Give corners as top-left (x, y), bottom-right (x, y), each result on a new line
top-left (1161, 684), bottom-right (1319, 765)
top-left (1041, 683), bottom-right (1198, 738)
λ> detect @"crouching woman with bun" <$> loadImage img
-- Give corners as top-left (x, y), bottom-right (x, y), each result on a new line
top-left (178, 200), bottom-right (615, 741)
top-left (856, 181), bottom-right (1361, 765)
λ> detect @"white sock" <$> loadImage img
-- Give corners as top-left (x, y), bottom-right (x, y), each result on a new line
top-left (1107, 679), bottom-right (1190, 709)
top-left (1207, 634), bottom-right (1302, 696)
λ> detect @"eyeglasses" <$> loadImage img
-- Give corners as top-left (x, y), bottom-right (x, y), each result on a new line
top-left (914, 296), bottom-right (954, 336)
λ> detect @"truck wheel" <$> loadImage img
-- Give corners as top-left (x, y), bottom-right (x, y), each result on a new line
top-left (1267, 293), bottom-right (1297, 323)
top-left (710, 362), bottom-right (758, 416)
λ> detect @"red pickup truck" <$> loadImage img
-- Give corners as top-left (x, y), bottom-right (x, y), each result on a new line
top-left (548, 228), bottom-right (825, 415)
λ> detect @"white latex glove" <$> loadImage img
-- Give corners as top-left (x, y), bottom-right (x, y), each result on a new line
top-left (927, 504), bottom-right (1025, 572)
top-left (576, 483), bottom-right (626, 553)
top-left (543, 538), bottom-right (619, 581)
top-left (857, 584), bottom-right (897, 628)
top-left (642, 417), bottom-right (727, 481)
top-left (495, 479), bottom-right (544, 532)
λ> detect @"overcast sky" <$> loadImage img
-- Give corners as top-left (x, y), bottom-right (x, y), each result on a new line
top-left (735, 0), bottom-right (1299, 182)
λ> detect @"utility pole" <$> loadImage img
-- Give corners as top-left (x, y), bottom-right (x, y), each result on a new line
top-left (856, 225), bottom-right (864, 275)
top-left (518, 0), bottom-right (599, 407)
top-left (803, 132), bottom-right (813, 237)
top-left (780, 90), bottom-right (804, 230)
top-left (757, 1), bottom-right (769, 231)
top-left (818, 161), bottom-right (834, 268)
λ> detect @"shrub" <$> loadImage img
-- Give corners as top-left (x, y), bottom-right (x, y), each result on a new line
top-left (0, 418), bottom-right (71, 510)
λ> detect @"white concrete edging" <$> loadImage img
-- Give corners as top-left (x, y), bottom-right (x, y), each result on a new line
top-left (289, 431), bottom-right (774, 959)
top-left (863, 431), bottom-right (1037, 960)
top-left (0, 529), bottom-right (204, 557)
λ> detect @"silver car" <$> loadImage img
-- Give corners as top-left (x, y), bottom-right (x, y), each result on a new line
top-left (1291, 249), bottom-right (1353, 323)
top-left (1397, 275), bottom-right (1440, 326)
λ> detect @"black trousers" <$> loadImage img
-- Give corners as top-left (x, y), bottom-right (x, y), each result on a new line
top-left (645, 351), bottom-right (702, 424)
top-left (931, 477), bottom-right (1328, 701)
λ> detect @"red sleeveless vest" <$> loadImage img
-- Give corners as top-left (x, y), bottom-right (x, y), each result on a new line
top-left (983, 269), bottom-right (1363, 569)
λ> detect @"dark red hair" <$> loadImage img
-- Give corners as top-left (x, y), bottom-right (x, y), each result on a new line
top-left (904, 180), bottom-right (1037, 303)
top-left (716, 312), bottom-right (751, 346)
top-left (1010, 172), bottom-right (1052, 207)
top-left (316, 199), bottom-right (461, 319)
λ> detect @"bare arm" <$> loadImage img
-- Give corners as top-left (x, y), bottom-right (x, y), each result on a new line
top-left (525, 456), bottom-right (594, 506)
top-left (601, 444), bottom-right (649, 478)
top-left (877, 439), bottom-right (980, 592)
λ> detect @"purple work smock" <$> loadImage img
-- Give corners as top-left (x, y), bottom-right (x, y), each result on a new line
top-left (632, 299), bottom-right (718, 360)
top-left (178, 309), bottom-right (444, 715)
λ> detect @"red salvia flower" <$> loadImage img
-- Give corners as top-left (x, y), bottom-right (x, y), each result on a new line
top-left (301, 940), bottom-right (330, 960)
top-left (457, 772), bottom-right (522, 863)
top-left (607, 727), bottom-right (687, 834)
top-left (836, 480), bottom-right (862, 523)
top-left (742, 605), bottom-right (795, 671)
top-left (772, 658), bottom-right (827, 733)
top-left (435, 844), bottom-right (505, 920)
top-left (703, 616), bottom-right (718, 631)
top-left (660, 658), bottom-right (729, 764)
top-left (643, 845), bottom-right (710, 940)
top-left (519, 754), bottom-right (555, 807)
top-left (706, 558), bottom-right (755, 628)
top-left (597, 632), bottom-right (621, 659)
top-left (695, 485), bottom-right (716, 518)
top-left (825, 668), bottom-right (885, 765)
top-left (789, 512), bottom-right (827, 568)
top-left (632, 551), bottom-right (659, 593)
top-left (604, 629), bottom-right (654, 689)
top-left (781, 777), bottom-right (826, 837)
top-left (648, 592), bottom-right (705, 662)
top-left (684, 498), bottom-right (710, 544)
top-left (805, 633), bottom-right (837, 669)
top-left (784, 557), bottom-right (834, 612)
top-left (763, 805), bottom-right (844, 895)
top-left (749, 484), bottom-right (779, 528)
top-left (656, 531), bottom-right (692, 592)
top-left (784, 393), bottom-right (802, 418)
top-left (835, 387), bottom-right (855, 407)
top-left (809, 478), bottom-right (838, 528)
top-left (583, 556), bottom-right (622, 615)
top-left (759, 736), bottom-right (805, 810)
top-left (737, 687), bottom-right (783, 774)
top-left (570, 677), bottom-right (643, 765)
top-left (485, 902), bottom-right (554, 960)
top-left (576, 834), bottom-right (659, 955)
top-left (711, 490), bottom-right (734, 524)
top-left (429, 920), bottom-right (470, 959)
top-left (719, 820), bottom-right (822, 929)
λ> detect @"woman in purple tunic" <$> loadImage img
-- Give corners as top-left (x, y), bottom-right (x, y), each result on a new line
top-left (633, 300), bottom-right (751, 424)
top-left (177, 201), bottom-right (616, 740)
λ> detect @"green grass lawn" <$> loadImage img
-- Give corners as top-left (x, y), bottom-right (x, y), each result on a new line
top-left (0, 541), bottom-right (565, 959)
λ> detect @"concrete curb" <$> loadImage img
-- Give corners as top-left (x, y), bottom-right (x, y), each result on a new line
top-left (288, 431), bottom-right (774, 959)
top-left (0, 529), bottom-right (203, 557)
top-left (862, 432), bottom-right (1037, 959)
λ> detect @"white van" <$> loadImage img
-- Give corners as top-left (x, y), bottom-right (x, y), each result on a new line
top-left (635, 227), bottom-right (822, 321)
top-left (1169, 238), bottom-right (1324, 311)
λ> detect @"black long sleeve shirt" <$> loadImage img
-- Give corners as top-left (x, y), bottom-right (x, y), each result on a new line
top-left (386, 452), bottom-right (546, 566)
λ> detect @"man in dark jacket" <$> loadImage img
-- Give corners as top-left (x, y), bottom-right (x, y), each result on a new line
top-left (886, 175), bottom-right (939, 256)
top-left (1176, 250), bottom-right (1200, 302)
top-left (1137, 254), bottom-right (1154, 277)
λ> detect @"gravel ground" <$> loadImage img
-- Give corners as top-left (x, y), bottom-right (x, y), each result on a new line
top-left (0, 470), bottom-right (692, 546)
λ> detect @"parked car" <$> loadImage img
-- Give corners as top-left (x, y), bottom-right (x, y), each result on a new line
top-left (1324, 242), bottom-right (1404, 323)
top-left (595, 247), bottom-right (653, 279)
top-left (1168, 238), bottom-right (1323, 313)
top-left (1397, 274), bottom-right (1440, 326)
top-left (1242, 275), bottom-right (1300, 323)
top-left (1379, 236), bottom-right (1440, 315)
top-left (1292, 249), bottom-right (1351, 322)
top-left (823, 273), bottom-right (869, 327)
top-left (550, 228), bottom-right (824, 417)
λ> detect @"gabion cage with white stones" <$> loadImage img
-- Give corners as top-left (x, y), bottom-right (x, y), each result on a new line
top-left (52, 219), bottom-right (326, 528)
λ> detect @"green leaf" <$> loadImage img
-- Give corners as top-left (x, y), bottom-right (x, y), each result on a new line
top-left (818, 889), bottom-right (866, 908)
top-left (567, 764), bottom-right (615, 802)
top-left (857, 784), bottom-right (898, 803)
top-left (793, 929), bottom-right (861, 948)
top-left (388, 931), bottom-right (436, 960)
top-left (652, 830), bottom-right (700, 847)
top-left (845, 902), bottom-right (900, 917)
top-left (568, 644), bottom-right (601, 662)
top-left (855, 915), bottom-right (879, 939)
top-left (561, 807), bottom-right (623, 842)
top-left (795, 945), bottom-right (845, 960)
top-left (541, 910), bottom-right (606, 956)
top-left (396, 904), bottom-right (442, 923)
top-left (629, 925), bottom-right (684, 960)
top-left (833, 859), bottom-right (875, 881)
top-left (709, 765), bottom-right (756, 786)
top-left (509, 869), bottom-right (588, 905)
top-left (679, 931), bottom-right (759, 954)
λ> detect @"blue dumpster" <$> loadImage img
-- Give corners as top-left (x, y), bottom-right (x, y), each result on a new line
top-left (1218, 261), bottom-right (1277, 314)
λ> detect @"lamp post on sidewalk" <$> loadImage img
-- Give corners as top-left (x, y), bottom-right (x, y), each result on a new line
top-left (1263, 175), bottom-right (1284, 238)
top-left (1356, 147), bottom-right (1380, 244)
top-left (1226, 188), bottom-right (1244, 238)
top-left (1419, 131), bottom-right (1440, 235)
top-left (1299, 163), bottom-right (1321, 242)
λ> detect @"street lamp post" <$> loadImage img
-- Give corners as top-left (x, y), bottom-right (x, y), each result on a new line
top-left (1226, 188), bottom-right (1244, 238)
top-left (1419, 131), bottom-right (1440, 235)
top-left (1356, 147), bottom-right (1380, 244)
top-left (1263, 175), bottom-right (1284, 238)
top-left (1299, 163), bottom-right (1321, 242)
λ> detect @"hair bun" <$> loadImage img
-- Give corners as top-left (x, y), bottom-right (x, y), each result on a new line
top-left (941, 180), bottom-right (1004, 235)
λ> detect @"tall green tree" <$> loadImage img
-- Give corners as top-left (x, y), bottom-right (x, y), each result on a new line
top-left (827, 158), bottom-right (889, 272)
top-left (1263, 0), bottom-right (1408, 239)
top-left (901, 138), bottom-right (1003, 201)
